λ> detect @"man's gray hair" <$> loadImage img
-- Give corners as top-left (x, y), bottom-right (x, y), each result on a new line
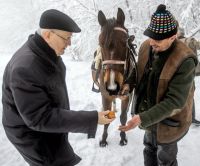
top-left (37, 28), bottom-right (51, 36)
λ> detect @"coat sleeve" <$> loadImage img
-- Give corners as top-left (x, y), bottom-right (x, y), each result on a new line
top-left (139, 58), bottom-right (196, 128)
top-left (10, 67), bottom-right (98, 137)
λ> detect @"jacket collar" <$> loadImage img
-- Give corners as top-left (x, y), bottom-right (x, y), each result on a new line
top-left (28, 32), bottom-right (59, 62)
top-left (27, 32), bottom-right (61, 71)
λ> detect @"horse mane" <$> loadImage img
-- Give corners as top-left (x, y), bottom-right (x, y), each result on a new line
top-left (99, 18), bottom-right (116, 49)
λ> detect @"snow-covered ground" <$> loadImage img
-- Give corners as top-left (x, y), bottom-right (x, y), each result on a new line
top-left (1, 0), bottom-right (200, 165)
top-left (0, 54), bottom-right (200, 166)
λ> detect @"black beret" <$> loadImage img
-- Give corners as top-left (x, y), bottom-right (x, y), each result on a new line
top-left (39, 9), bottom-right (81, 33)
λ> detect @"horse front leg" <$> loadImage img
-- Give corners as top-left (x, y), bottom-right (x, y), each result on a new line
top-left (99, 96), bottom-right (112, 147)
top-left (100, 124), bottom-right (109, 147)
top-left (119, 97), bottom-right (130, 146)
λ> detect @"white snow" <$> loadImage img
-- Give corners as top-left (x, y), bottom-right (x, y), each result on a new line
top-left (0, 55), bottom-right (200, 166)
top-left (1, 0), bottom-right (200, 165)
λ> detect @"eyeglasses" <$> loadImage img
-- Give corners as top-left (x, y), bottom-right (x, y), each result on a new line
top-left (51, 30), bottom-right (71, 43)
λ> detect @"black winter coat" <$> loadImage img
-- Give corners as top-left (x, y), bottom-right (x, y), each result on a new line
top-left (2, 33), bottom-right (98, 166)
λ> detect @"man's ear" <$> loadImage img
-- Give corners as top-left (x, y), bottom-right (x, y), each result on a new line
top-left (42, 30), bottom-right (51, 42)
top-left (170, 35), bottom-right (176, 41)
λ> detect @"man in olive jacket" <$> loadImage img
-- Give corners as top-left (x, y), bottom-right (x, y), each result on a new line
top-left (2, 9), bottom-right (114, 166)
top-left (119, 4), bottom-right (197, 166)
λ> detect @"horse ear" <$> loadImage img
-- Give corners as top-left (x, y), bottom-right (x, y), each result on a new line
top-left (117, 8), bottom-right (125, 26)
top-left (98, 10), bottom-right (107, 27)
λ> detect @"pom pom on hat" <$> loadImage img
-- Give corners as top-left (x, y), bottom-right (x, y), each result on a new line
top-left (39, 9), bottom-right (81, 33)
top-left (144, 4), bottom-right (177, 40)
top-left (156, 4), bottom-right (166, 12)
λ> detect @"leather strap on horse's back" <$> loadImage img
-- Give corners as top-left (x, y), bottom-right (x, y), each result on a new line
top-left (91, 47), bottom-right (102, 92)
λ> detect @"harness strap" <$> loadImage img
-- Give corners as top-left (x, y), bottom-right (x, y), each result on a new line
top-left (114, 27), bottom-right (127, 34)
top-left (102, 60), bottom-right (126, 65)
top-left (94, 46), bottom-right (102, 69)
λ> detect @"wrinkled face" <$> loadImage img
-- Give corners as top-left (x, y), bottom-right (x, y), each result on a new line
top-left (47, 30), bottom-right (72, 56)
top-left (149, 35), bottom-right (176, 53)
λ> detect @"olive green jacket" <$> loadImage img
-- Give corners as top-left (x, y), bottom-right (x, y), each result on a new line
top-left (134, 39), bottom-right (197, 143)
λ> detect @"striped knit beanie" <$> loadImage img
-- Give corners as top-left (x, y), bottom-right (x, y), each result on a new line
top-left (144, 4), bottom-right (177, 40)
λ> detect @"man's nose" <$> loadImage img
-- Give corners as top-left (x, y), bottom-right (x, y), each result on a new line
top-left (66, 39), bottom-right (71, 46)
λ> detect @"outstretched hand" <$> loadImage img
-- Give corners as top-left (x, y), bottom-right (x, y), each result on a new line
top-left (118, 115), bottom-right (141, 132)
top-left (98, 110), bottom-right (115, 125)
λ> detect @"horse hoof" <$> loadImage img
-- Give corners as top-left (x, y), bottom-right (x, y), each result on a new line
top-left (99, 140), bottom-right (108, 147)
top-left (119, 139), bottom-right (128, 146)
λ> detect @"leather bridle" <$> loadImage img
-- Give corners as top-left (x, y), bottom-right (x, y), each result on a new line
top-left (101, 27), bottom-right (138, 84)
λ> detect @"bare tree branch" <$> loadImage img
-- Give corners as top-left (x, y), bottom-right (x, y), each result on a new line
top-left (73, 0), bottom-right (96, 16)
top-left (74, 0), bottom-right (90, 10)
top-left (189, 25), bottom-right (200, 38)
top-left (125, 0), bottom-right (133, 22)
top-left (92, 0), bottom-right (97, 12)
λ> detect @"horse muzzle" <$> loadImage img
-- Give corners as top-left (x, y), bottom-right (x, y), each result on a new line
top-left (105, 81), bottom-right (120, 96)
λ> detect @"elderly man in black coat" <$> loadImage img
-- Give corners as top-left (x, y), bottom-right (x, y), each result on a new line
top-left (2, 9), bottom-right (114, 166)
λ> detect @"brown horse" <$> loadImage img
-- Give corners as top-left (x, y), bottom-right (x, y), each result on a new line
top-left (92, 8), bottom-right (137, 147)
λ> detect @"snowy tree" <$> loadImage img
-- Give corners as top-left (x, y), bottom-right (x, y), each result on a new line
top-left (0, 0), bottom-right (200, 59)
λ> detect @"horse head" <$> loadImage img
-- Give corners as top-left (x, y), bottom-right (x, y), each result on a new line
top-left (97, 8), bottom-right (135, 96)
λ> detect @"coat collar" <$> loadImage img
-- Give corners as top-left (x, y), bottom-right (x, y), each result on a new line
top-left (27, 32), bottom-right (61, 72)
top-left (29, 32), bottom-right (58, 62)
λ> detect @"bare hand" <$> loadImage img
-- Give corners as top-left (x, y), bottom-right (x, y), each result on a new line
top-left (118, 115), bottom-right (141, 132)
top-left (118, 84), bottom-right (130, 100)
top-left (98, 110), bottom-right (115, 125)
top-left (120, 84), bottom-right (130, 95)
